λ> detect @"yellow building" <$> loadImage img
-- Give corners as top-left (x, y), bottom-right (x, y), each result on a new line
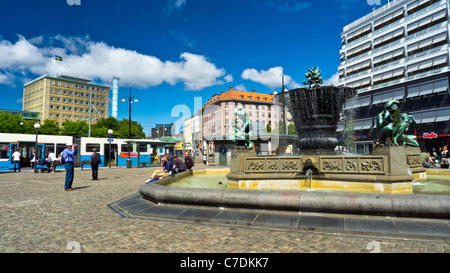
top-left (23, 74), bottom-right (109, 126)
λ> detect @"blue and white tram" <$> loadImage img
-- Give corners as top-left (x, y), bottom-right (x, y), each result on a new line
top-left (0, 133), bottom-right (176, 171)
top-left (0, 133), bottom-right (73, 171)
top-left (77, 137), bottom-right (176, 168)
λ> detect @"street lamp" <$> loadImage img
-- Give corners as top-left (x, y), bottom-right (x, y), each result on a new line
top-left (122, 86), bottom-right (138, 168)
top-left (108, 129), bottom-right (113, 169)
top-left (34, 123), bottom-right (40, 171)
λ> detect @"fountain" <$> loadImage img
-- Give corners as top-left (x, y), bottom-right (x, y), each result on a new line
top-left (226, 67), bottom-right (425, 194)
top-left (136, 68), bottom-right (449, 219)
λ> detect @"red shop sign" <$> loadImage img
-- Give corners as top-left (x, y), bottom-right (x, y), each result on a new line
top-left (423, 132), bottom-right (438, 139)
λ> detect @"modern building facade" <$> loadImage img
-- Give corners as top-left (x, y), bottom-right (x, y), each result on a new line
top-left (22, 74), bottom-right (110, 126)
top-left (337, 0), bottom-right (449, 153)
top-left (151, 124), bottom-right (173, 139)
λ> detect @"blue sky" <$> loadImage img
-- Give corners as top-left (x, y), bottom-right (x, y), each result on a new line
top-left (0, 0), bottom-right (385, 136)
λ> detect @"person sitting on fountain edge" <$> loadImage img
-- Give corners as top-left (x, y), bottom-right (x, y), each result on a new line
top-left (184, 151), bottom-right (194, 171)
top-left (146, 154), bottom-right (173, 183)
top-left (173, 154), bottom-right (187, 174)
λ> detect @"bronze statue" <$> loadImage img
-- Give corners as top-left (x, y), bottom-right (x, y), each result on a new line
top-left (231, 106), bottom-right (253, 149)
top-left (377, 100), bottom-right (419, 147)
top-left (303, 66), bottom-right (323, 88)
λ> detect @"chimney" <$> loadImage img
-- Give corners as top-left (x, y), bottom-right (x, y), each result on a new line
top-left (229, 87), bottom-right (233, 91)
top-left (252, 90), bottom-right (256, 93)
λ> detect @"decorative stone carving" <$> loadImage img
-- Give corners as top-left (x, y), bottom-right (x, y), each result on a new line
top-left (360, 159), bottom-right (383, 172)
top-left (267, 160), bottom-right (279, 171)
top-left (345, 159), bottom-right (358, 172)
top-left (281, 160), bottom-right (300, 171)
top-left (322, 159), bottom-right (342, 171)
top-left (406, 155), bottom-right (421, 167)
top-left (247, 160), bottom-right (265, 171)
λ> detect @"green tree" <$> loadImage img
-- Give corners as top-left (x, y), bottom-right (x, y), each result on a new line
top-left (91, 117), bottom-right (120, 137)
top-left (265, 124), bottom-right (272, 133)
top-left (117, 119), bottom-right (145, 139)
top-left (342, 118), bottom-right (355, 153)
top-left (287, 123), bottom-right (297, 135)
top-left (61, 120), bottom-right (89, 137)
top-left (39, 119), bottom-right (60, 135)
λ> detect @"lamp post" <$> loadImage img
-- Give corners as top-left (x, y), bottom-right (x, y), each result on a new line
top-left (108, 129), bottom-right (113, 169)
top-left (34, 123), bottom-right (40, 169)
top-left (122, 86), bottom-right (138, 168)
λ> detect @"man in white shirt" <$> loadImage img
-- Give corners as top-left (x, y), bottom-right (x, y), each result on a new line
top-left (46, 150), bottom-right (57, 173)
top-left (12, 149), bottom-right (21, 172)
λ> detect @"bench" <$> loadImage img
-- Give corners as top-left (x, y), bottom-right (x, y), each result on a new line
top-left (140, 162), bottom-right (151, 167)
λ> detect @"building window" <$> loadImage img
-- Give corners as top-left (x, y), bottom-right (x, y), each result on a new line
top-left (56, 114), bottom-right (60, 118)
top-left (56, 106), bottom-right (60, 110)
top-left (50, 105), bottom-right (54, 109)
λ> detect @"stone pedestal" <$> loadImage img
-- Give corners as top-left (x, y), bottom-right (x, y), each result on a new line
top-left (228, 146), bottom-right (256, 174)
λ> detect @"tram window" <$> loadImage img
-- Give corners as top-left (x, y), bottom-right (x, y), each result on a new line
top-left (138, 145), bottom-right (147, 152)
top-left (121, 144), bottom-right (132, 152)
top-left (56, 144), bottom-right (66, 156)
top-left (86, 143), bottom-right (100, 152)
top-left (45, 144), bottom-right (55, 154)
top-left (0, 143), bottom-right (9, 159)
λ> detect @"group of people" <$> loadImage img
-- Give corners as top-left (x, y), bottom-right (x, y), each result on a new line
top-left (145, 151), bottom-right (194, 183)
top-left (421, 145), bottom-right (450, 169)
top-left (12, 149), bottom-right (60, 173)
top-left (11, 143), bottom-right (193, 190)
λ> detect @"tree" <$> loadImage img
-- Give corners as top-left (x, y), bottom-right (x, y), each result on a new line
top-left (61, 120), bottom-right (89, 137)
top-left (117, 119), bottom-right (145, 139)
top-left (39, 119), bottom-right (60, 135)
top-left (342, 117), bottom-right (355, 153)
top-left (265, 124), bottom-right (272, 133)
top-left (287, 123), bottom-right (297, 135)
top-left (91, 117), bottom-right (120, 137)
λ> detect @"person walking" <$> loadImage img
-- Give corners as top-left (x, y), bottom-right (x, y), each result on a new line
top-left (12, 149), bottom-right (21, 172)
top-left (90, 148), bottom-right (101, 180)
top-left (62, 142), bottom-right (78, 191)
top-left (30, 149), bottom-right (36, 172)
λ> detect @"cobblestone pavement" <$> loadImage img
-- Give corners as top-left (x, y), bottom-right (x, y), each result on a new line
top-left (0, 166), bottom-right (448, 253)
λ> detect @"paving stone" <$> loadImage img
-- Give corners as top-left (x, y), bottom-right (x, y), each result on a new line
top-left (0, 166), bottom-right (448, 253)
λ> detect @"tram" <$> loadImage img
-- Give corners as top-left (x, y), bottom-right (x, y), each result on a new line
top-left (0, 133), bottom-right (175, 171)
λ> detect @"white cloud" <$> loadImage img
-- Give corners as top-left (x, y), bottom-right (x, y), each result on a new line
top-left (234, 84), bottom-right (247, 91)
top-left (241, 66), bottom-right (299, 89)
top-left (0, 35), bottom-right (228, 90)
top-left (323, 72), bottom-right (339, 86)
top-left (224, 74), bottom-right (233, 82)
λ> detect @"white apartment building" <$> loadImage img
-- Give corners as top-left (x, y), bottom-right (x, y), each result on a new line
top-left (337, 0), bottom-right (449, 153)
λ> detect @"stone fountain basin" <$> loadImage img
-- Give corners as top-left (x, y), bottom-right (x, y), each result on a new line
top-left (139, 170), bottom-right (450, 219)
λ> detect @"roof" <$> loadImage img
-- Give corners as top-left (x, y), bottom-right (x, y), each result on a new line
top-left (202, 87), bottom-right (275, 108)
